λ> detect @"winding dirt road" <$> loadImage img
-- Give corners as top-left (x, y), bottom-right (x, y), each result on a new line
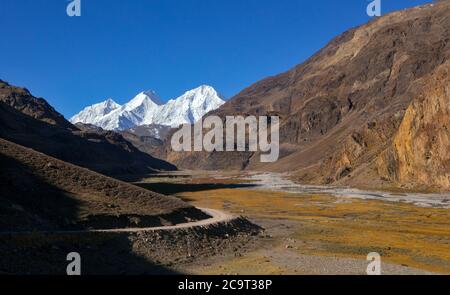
top-left (0, 208), bottom-right (234, 235)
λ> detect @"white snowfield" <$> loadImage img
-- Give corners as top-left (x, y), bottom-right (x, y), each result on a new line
top-left (70, 85), bottom-right (225, 131)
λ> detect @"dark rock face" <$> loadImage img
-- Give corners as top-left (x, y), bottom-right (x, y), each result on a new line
top-left (163, 2), bottom-right (450, 190)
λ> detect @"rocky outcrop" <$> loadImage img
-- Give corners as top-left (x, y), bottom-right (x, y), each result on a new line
top-left (377, 62), bottom-right (450, 189)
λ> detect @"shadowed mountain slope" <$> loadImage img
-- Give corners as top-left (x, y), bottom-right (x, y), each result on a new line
top-left (0, 80), bottom-right (176, 177)
top-left (0, 138), bottom-right (207, 231)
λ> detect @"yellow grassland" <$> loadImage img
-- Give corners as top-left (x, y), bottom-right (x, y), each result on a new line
top-left (178, 188), bottom-right (450, 274)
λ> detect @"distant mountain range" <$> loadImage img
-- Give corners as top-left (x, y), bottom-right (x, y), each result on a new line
top-left (70, 85), bottom-right (226, 130)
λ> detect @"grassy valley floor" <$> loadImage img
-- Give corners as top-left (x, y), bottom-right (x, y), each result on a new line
top-left (137, 172), bottom-right (450, 275)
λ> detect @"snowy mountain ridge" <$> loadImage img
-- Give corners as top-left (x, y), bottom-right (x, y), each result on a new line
top-left (70, 85), bottom-right (225, 131)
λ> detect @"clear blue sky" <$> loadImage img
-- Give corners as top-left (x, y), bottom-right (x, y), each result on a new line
top-left (0, 0), bottom-right (431, 118)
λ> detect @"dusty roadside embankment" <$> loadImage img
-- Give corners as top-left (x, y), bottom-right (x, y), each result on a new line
top-left (0, 215), bottom-right (261, 275)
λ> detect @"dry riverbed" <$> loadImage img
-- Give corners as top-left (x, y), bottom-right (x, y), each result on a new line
top-left (138, 172), bottom-right (450, 275)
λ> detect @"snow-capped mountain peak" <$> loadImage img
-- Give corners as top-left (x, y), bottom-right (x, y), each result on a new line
top-left (126, 91), bottom-right (161, 110)
top-left (70, 98), bottom-right (121, 125)
top-left (155, 85), bottom-right (225, 127)
top-left (70, 85), bottom-right (226, 131)
top-left (142, 90), bottom-right (162, 105)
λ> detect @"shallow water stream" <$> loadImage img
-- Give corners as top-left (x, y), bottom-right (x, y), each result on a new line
top-left (241, 172), bottom-right (450, 209)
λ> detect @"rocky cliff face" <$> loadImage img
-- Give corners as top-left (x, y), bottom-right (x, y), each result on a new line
top-left (162, 1), bottom-right (450, 190)
top-left (377, 62), bottom-right (450, 189)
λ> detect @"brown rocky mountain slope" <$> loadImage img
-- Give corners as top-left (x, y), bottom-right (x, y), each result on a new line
top-left (0, 138), bottom-right (207, 232)
top-left (76, 123), bottom-right (171, 162)
top-left (164, 1), bottom-right (449, 190)
top-left (0, 79), bottom-right (74, 130)
top-left (0, 80), bottom-right (176, 177)
top-left (377, 61), bottom-right (449, 189)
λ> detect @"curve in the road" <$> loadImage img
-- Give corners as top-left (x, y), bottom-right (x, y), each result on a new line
top-left (0, 208), bottom-right (234, 235)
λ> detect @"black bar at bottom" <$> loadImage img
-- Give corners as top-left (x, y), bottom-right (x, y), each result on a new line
top-left (0, 275), bottom-right (448, 294)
